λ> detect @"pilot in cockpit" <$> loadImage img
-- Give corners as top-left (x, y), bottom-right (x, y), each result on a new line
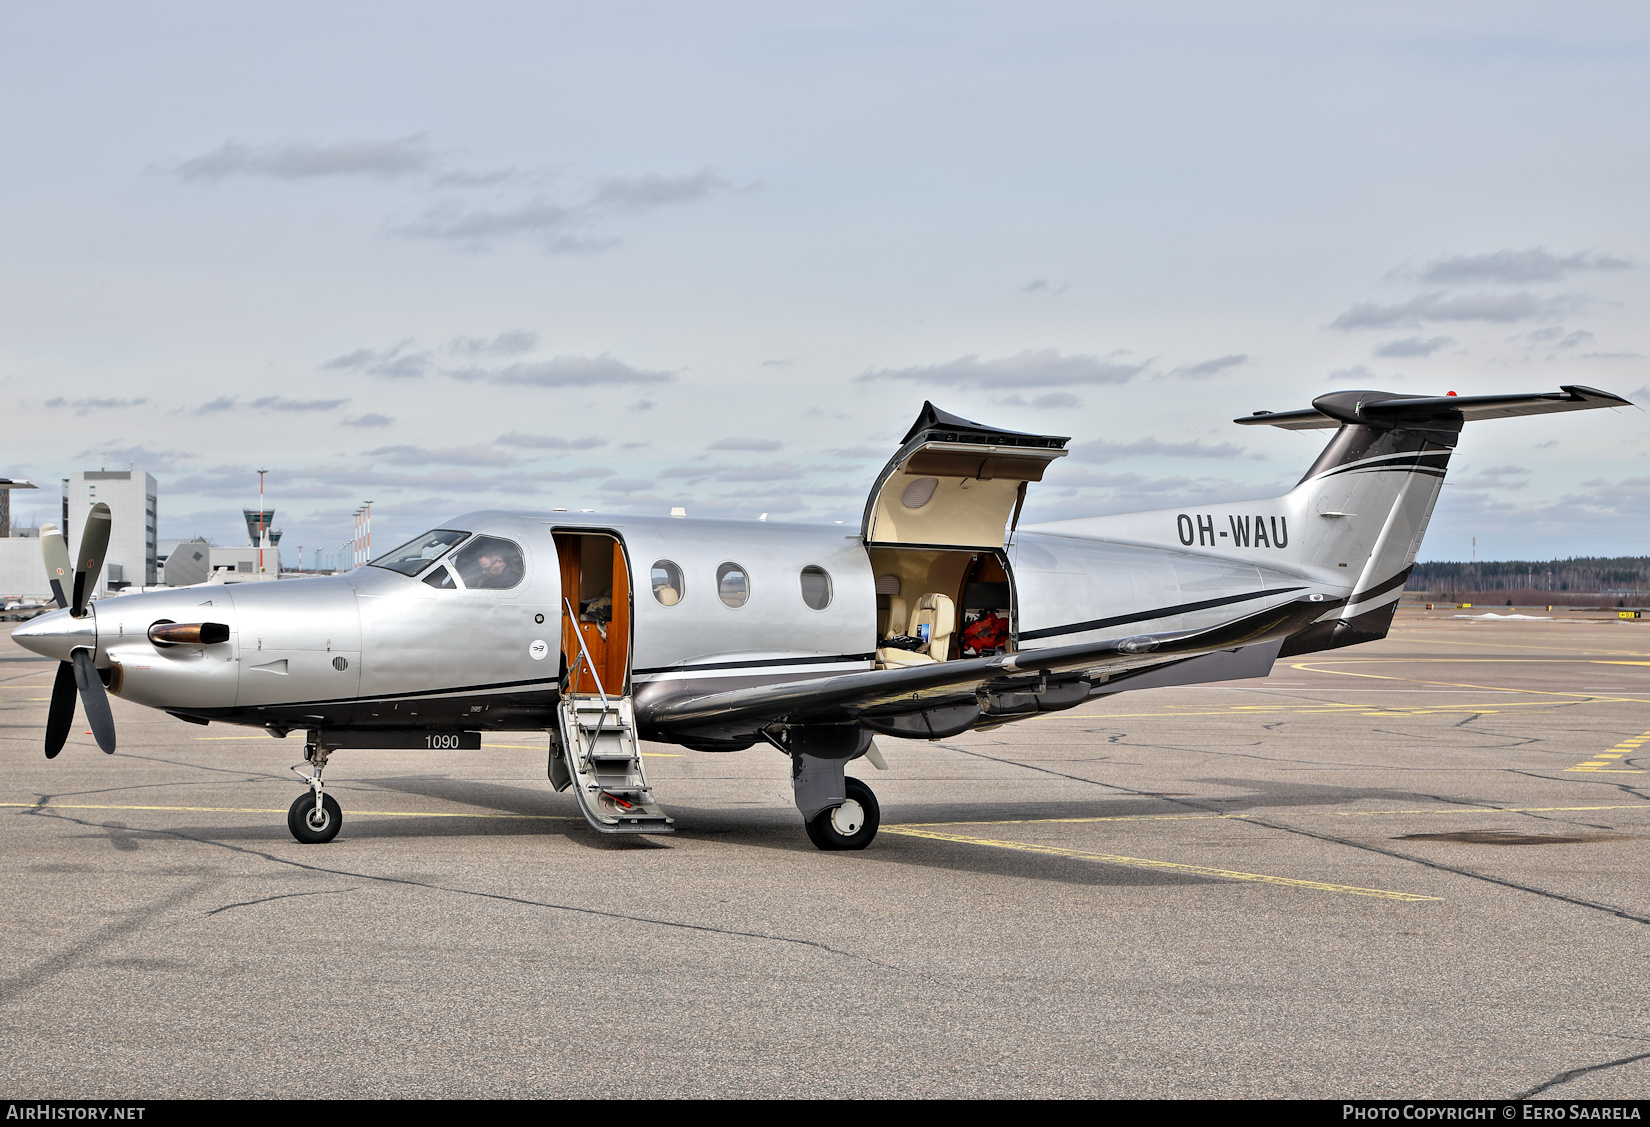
top-left (453, 536), bottom-right (525, 590)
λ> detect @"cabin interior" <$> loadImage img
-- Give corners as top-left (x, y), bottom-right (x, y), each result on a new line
top-left (553, 532), bottom-right (631, 695)
top-left (871, 547), bottom-right (1013, 668)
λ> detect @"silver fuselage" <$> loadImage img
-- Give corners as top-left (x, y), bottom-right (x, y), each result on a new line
top-left (17, 508), bottom-right (1326, 741)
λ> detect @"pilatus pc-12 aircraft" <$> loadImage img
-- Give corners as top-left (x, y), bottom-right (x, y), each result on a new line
top-left (14, 386), bottom-right (1632, 849)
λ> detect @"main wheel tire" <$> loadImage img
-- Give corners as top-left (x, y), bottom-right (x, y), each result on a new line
top-left (287, 791), bottom-right (342, 844)
top-left (804, 776), bottom-right (880, 851)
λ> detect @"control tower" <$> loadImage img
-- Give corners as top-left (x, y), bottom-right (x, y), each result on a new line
top-left (242, 509), bottom-right (283, 548)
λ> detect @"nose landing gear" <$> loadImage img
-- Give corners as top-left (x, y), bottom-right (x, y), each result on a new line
top-left (287, 740), bottom-right (342, 844)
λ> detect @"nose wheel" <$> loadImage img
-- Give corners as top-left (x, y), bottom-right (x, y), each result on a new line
top-left (805, 776), bottom-right (880, 851)
top-left (287, 740), bottom-right (342, 844)
top-left (288, 790), bottom-right (342, 844)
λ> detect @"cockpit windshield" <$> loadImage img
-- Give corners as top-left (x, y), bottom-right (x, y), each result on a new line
top-left (369, 529), bottom-right (469, 576)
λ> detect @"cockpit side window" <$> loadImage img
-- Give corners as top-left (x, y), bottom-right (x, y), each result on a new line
top-left (370, 529), bottom-right (469, 576)
top-left (422, 565), bottom-right (457, 589)
top-left (452, 535), bottom-right (526, 590)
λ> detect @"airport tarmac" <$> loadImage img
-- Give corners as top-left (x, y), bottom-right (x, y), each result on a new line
top-left (1, 608), bottom-right (1647, 1099)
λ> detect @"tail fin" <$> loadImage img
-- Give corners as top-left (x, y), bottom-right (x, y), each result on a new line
top-left (1258, 386), bottom-right (1630, 652)
top-left (1031, 385), bottom-right (1632, 655)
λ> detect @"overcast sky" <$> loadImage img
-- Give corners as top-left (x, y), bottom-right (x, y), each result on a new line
top-left (1, 3), bottom-right (1645, 565)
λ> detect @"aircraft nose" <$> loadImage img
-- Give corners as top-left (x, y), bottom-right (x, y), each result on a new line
top-left (12, 607), bottom-right (95, 662)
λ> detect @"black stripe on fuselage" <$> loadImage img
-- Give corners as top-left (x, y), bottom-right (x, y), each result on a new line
top-left (265, 674), bottom-right (562, 709)
top-left (1017, 587), bottom-right (1306, 642)
top-left (633, 653), bottom-right (877, 676)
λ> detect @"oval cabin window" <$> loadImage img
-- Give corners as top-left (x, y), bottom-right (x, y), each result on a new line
top-left (716, 562), bottom-right (749, 608)
top-left (901, 477), bottom-right (939, 509)
top-left (799, 566), bottom-right (832, 610)
top-left (651, 559), bottom-right (684, 606)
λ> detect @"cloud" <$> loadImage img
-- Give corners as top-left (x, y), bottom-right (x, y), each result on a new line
top-left (448, 331), bottom-right (538, 357)
top-left (1452, 464), bottom-right (1531, 490)
top-left (402, 170), bottom-right (728, 250)
top-left (285, 465), bottom-right (613, 494)
top-left (993, 392), bottom-right (1083, 409)
top-left (1173, 354), bottom-right (1248, 379)
top-left (192, 395), bottom-right (347, 414)
top-left (1332, 291), bottom-right (1573, 330)
top-left (1414, 248), bottom-right (1632, 285)
top-left (1514, 327), bottom-right (1595, 350)
top-left (597, 478), bottom-right (660, 492)
top-left (1373, 336), bottom-right (1454, 358)
top-left (44, 396), bottom-right (148, 415)
top-left (1327, 364), bottom-right (1378, 383)
top-left (495, 431), bottom-right (607, 451)
top-left (341, 413), bottom-right (394, 427)
top-left (1069, 436), bottom-right (1247, 464)
top-left (450, 354), bottom-right (674, 388)
top-left (73, 444), bottom-right (193, 472)
top-left (321, 341), bottom-right (433, 379)
top-left (711, 461), bottom-right (805, 482)
top-left (860, 349), bottom-right (1147, 389)
top-left (826, 445), bottom-right (886, 459)
top-left (363, 444), bottom-right (519, 468)
top-left (660, 461), bottom-right (805, 483)
top-left (587, 170), bottom-right (728, 211)
top-left (247, 396), bottom-right (348, 412)
top-left (708, 437), bottom-right (784, 451)
top-left (166, 135), bottom-right (438, 182)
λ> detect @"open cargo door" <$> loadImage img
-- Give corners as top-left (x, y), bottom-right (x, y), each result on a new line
top-left (862, 402), bottom-right (1069, 548)
top-left (864, 404), bottom-right (1068, 670)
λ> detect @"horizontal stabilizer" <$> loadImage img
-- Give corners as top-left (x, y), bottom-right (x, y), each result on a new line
top-left (1236, 385), bottom-right (1632, 430)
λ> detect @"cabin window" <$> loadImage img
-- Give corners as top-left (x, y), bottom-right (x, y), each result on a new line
top-left (651, 559), bottom-right (684, 606)
top-left (370, 529), bottom-right (468, 576)
top-left (422, 566), bottom-right (456, 590)
top-left (452, 535), bottom-right (525, 590)
top-left (799, 565), bottom-right (832, 610)
top-left (716, 562), bottom-right (749, 608)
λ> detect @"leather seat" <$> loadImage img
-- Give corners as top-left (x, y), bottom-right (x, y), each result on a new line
top-left (876, 592), bottom-right (954, 667)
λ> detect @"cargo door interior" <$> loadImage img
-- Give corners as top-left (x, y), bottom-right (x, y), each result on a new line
top-left (863, 403), bottom-right (1068, 669)
top-left (550, 531), bottom-right (671, 834)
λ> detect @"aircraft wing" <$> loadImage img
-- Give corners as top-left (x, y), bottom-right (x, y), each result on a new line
top-left (641, 593), bottom-right (1330, 740)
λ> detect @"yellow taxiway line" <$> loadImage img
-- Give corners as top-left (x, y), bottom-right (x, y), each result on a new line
top-left (879, 825), bottom-right (1440, 901)
top-left (893, 803), bottom-right (1650, 830)
top-left (1566, 730), bottom-right (1649, 773)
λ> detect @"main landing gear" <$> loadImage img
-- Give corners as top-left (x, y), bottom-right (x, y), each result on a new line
top-left (804, 776), bottom-right (881, 851)
top-left (783, 729), bottom-right (883, 851)
top-left (287, 740), bottom-right (341, 844)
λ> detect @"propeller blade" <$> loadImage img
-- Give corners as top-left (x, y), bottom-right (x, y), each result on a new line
top-left (44, 661), bottom-right (75, 759)
top-left (71, 503), bottom-right (112, 617)
top-left (40, 523), bottom-right (70, 610)
top-left (71, 649), bottom-right (116, 755)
